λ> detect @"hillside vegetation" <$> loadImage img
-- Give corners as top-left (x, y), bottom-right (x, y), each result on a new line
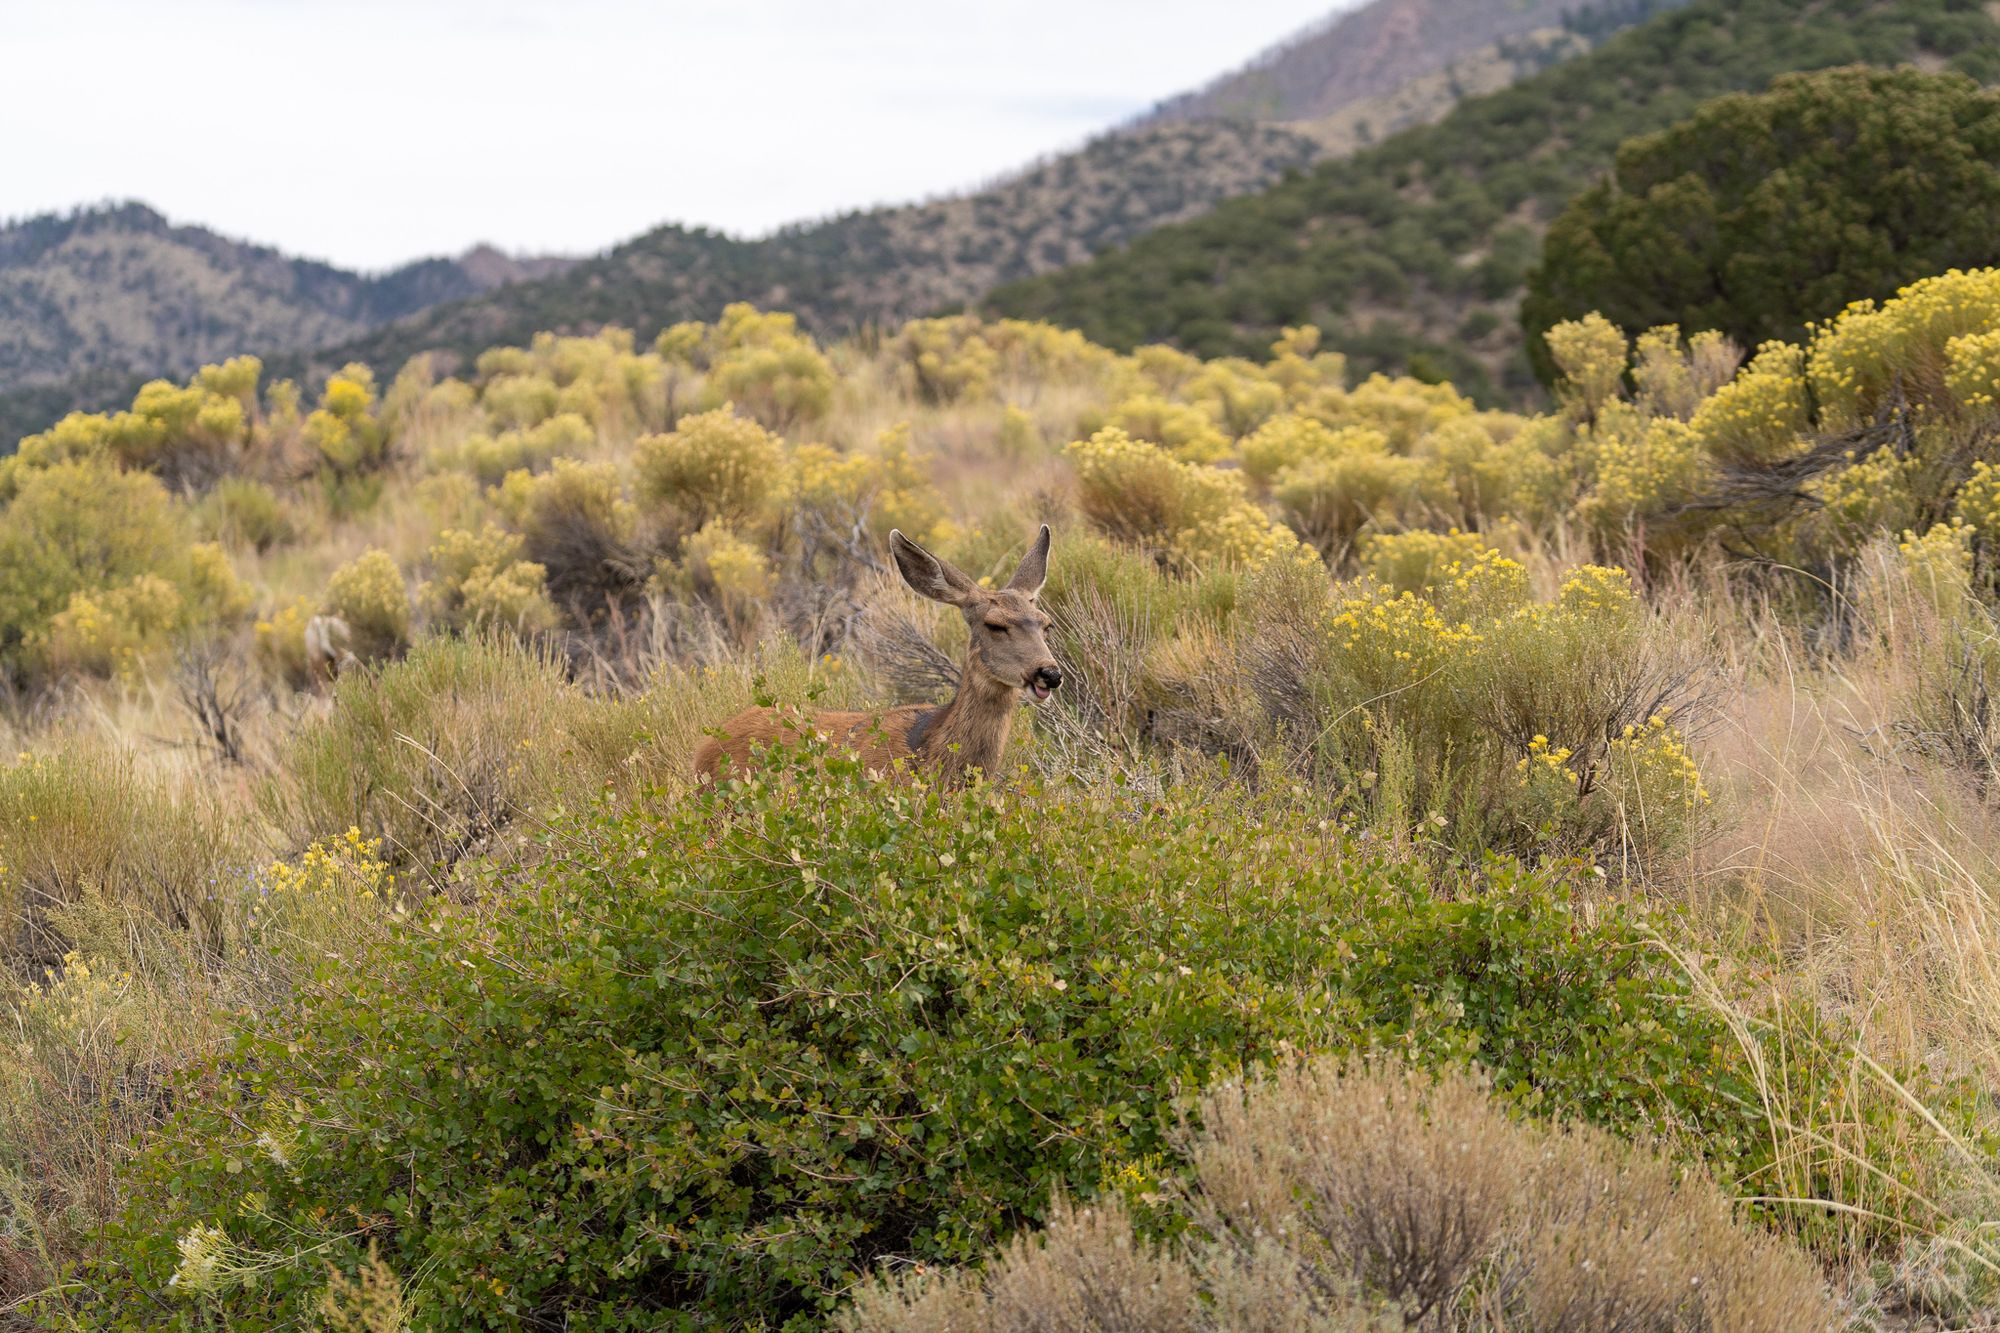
top-left (8, 248), bottom-right (2000, 1323)
top-left (0, 0), bottom-right (1690, 447)
top-left (986, 0), bottom-right (2000, 402)
top-left (0, 203), bottom-right (568, 390)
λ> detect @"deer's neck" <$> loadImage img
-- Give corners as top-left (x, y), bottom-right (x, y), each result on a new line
top-left (918, 659), bottom-right (1019, 778)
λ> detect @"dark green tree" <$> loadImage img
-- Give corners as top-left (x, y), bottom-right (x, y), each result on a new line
top-left (1523, 66), bottom-right (2000, 381)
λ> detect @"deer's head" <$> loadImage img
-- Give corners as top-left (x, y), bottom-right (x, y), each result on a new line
top-left (890, 525), bottom-right (1062, 702)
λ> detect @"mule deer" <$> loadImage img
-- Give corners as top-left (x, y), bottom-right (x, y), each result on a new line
top-left (694, 525), bottom-right (1062, 782)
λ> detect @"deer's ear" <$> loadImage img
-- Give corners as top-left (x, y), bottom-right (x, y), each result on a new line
top-left (1005, 524), bottom-right (1051, 596)
top-left (890, 530), bottom-right (980, 607)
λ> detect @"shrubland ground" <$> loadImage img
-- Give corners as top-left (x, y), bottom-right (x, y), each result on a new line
top-left (8, 264), bottom-right (2000, 1326)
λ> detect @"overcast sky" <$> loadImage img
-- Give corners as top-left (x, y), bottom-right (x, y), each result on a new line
top-left (4, 0), bottom-right (1348, 272)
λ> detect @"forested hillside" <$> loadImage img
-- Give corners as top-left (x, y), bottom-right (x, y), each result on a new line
top-left (985, 0), bottom-right (2000, 403)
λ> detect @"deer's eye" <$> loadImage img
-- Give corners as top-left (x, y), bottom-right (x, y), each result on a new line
top-left (986, 622), bottom-right (1009, 634)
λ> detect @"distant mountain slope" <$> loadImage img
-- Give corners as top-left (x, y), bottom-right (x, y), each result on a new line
top-left (282, 121), bottom-right (1328, 385)
top-left (1134, 0), bottom-right (1691, 126)
top-left (0, 202), bottom-right (570, 390)
top-left (985, 0), bottom-right (2000, 403)
top-left (1, 0), bottom-right (1681, 444)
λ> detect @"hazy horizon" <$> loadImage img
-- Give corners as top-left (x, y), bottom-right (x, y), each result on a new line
top-left (5, 0), bottom-right (1349, 273)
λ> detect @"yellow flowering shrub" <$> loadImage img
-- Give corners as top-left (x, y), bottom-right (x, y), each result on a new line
top-left (1264, 324), bottom-right (1349, 401)
top-left (1690, 341), bottom-right (1810, 466)
top-left (1946, 326), bottom-right (2000, 419)
top-left (1324, 373), bottom-right (1478, 452)
top-left (895, 316), bottom-right (1001, 404)
top-left (1177, 507), bottom-right (1316, 572)
top-left (1575, 416), bottom-right (1705, 538)
top-left (430, 412), bottom-right (596, 485)
top-left (480, 373), bottom-right (562, 430)
top-left (304, 365), bottom-right (386, 475)
top-left (634, 406), bottom-right (786, 531)
top-left (1315, 556), bottom-right (1701, 862)
top-left (1099, 395), bottom-right (1231, 464)
top-left (1795, 446), bottom-right (1922, 559)
top-left (1545, 313), bottom-right (1628, 419)
top-left (1952, 459), bottom-right (2000, 536)
top-left (1182, 359), bottom-right (1285, 436)
top-left (1895, 519), bottom-right (1977, 615)
top-left (1604, 715), bottom-right (1710, 858)
top-left (1360, 529), bottom-right (1495, 596)
top-left (1238, 416), bottom-right (1387, 486)
top-left (1271, 448), bottom-right (1436, 554)
top-left (668, 522), bottom-right (776, 629)
top-left (1130, 343), bottom-right (1204, 395)
top-left (789, 425), bottom-right (947, 547)
top-left (1066, 426), bottom-right (1244, 549)
top-left (1809, 269), bottom-right (2000, 427)
top-left (495, 458), bottom-right (638, 603)
top-left (1632, 326), bottom-right (1738, 420)
top-left (420, 526), bottom-right (557, 635)
top-left (1416, 415), bottom-right (1559, 526)
top-left (694, 303), bottom-right (836, 429)
top-left (254, 597), bottom-right (315, 689)
top-left (225, 829), bottom-right (402, 993)
top-left (323, 550), bottom-right (411, 660)
top-left (40, 575), bottom-right (185, 682)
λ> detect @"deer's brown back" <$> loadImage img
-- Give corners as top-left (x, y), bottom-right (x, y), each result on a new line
top-left (693, 704), bottom-right (937, 781)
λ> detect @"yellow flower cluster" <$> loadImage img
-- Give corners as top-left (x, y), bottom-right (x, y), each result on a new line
top-left (1608, 714), bottom-right (1710, 811)
top-left (789, 424), bottom-right (949, 546)
top-left (1946, 327), bottom-right (2000, 418)
top-left (1066, 427), bottom-right (1300, 571)
top-left (1238, 415), bottom-right (1387, 485)
top-left (1099, 394), bottom-right (1230, 464)
top-left (1896, 519), bottom-right (1976, 610)
top-left (1809, 268), bottom-right (2000, 425)
top-left (1799, 446), bottom-right (1920, 557)
top-left (304, 364), bottom-right (386, 475)
top-left (1546, 313), bottom-right (1628, 418)
top-left (1689, 342), bottom-right (1809, 465)
top-left (1576, 415), bottom-right (1704, 536)
top-left (1556, 564), bottom-right (1638, 619)
top-left (634, 406), bottom-right (786, 531)
top-left (673, 521), bottom-right (776, 619)
top-left (1516, 733), bottom-right (1580, 786)
top-left (1952, 460), bottom-right (2000, 536)
top-left (1359, 528), bottom-right (1493, 595)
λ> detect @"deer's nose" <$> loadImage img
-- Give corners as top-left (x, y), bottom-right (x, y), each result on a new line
top-left (1034, 665), bottom-right (1062, 692)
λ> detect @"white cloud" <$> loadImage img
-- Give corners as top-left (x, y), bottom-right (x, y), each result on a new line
top-left (3, 0), bottom-right (1348, 270)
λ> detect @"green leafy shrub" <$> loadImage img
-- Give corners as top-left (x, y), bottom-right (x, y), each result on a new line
top-left (321, 551), bottom-right (411, 662)
top-left (86, 745), bottom-right (1790, 1329)
top-left (1524, 67), bottom-right (2000, 379)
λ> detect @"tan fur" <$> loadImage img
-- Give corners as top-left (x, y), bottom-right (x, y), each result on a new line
top-left (694, 527), bottom-right (1060, 783)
